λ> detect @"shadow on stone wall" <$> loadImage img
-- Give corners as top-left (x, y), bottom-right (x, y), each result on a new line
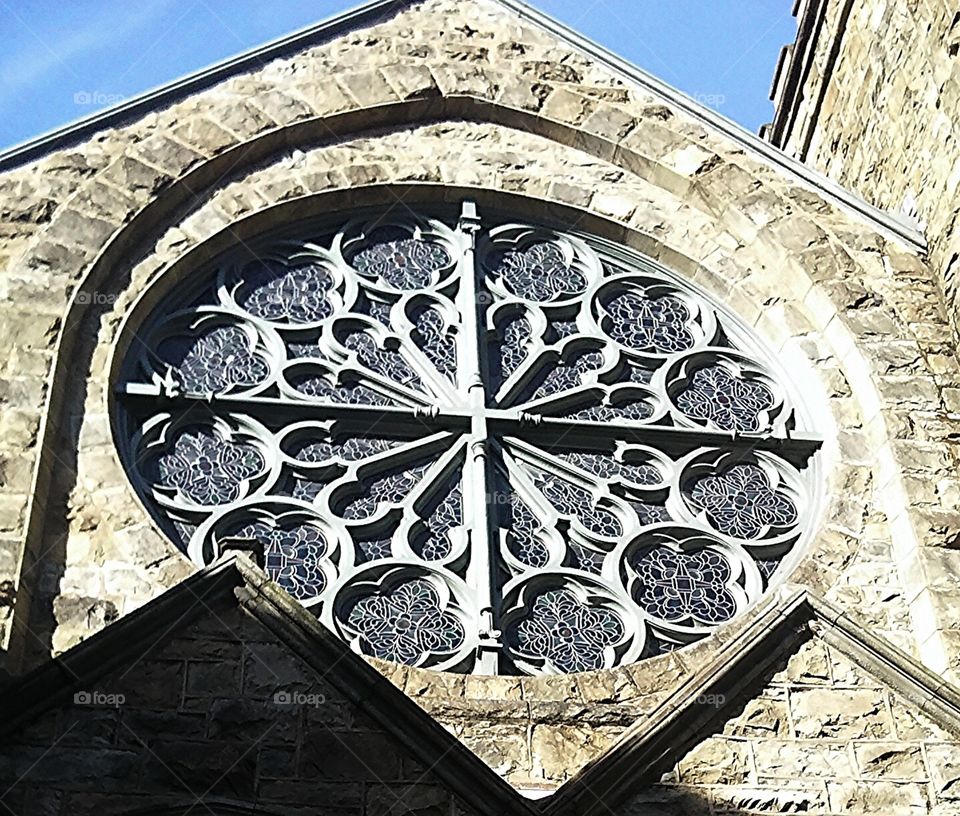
top-left (17, 267), bottom-right (138, 669)
top-left (610, 642), bottom-right (830, 815)
top-left (0, 789), bottom-right (740, 816)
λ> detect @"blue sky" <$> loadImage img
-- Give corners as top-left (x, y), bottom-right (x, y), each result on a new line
top-left (0, 0), bottom-right (797, 152)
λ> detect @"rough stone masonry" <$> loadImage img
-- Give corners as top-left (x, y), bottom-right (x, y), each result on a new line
top-left (1, 0), bottom-right (960, 811)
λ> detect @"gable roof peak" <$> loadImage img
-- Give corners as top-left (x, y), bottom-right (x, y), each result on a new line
top-left (0, 0), bottom-right (925, 251)
top-left (0, 554), bottom-right (535, 816)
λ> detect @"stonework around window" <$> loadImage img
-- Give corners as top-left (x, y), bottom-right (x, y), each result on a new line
top-left (114, 201), bottom-right (821, 675)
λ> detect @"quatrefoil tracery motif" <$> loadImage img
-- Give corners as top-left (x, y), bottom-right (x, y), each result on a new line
top-left (117, 203), bottom-right (820, 675)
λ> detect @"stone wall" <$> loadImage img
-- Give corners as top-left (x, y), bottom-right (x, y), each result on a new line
top-left (1, 0), bottom-right (960, 795)
top-left (626, 636), bottom-right (960, 814)
top-left (767, 0), bottom-right (960, 340)
top-left (0, 594), bottom-right (478, 816)
top-left (5, 578), bottom-right (960, 814)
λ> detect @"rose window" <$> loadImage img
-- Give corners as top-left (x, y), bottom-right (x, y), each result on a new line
top-left (115, 202), bottom-right (820, 675)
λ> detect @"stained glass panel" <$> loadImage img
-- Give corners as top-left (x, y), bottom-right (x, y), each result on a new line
top-left (351, 227), bottom-right (452, 290)
top-left (156, 324), bottom-right (269, 394)
top-left (235, 260), bottom-right (336, 324)
top-left (117, 202), bottom-right (819, 675)
top-left (686, 462), bottom-right (798, 539)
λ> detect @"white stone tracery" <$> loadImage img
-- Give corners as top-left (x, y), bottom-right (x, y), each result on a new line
top-left (116, 201), bottom-right (820, 675)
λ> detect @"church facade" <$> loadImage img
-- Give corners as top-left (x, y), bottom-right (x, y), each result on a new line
top-left (1, 0), bottom-right (960, 813)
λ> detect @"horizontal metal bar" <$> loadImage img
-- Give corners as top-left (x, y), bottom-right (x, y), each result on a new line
top-left (489, 413), bottom-right (823, 464)
top-left (118, 388), bottom-right (821, 464)
top-left (117, 388), bottom-right (473, 432)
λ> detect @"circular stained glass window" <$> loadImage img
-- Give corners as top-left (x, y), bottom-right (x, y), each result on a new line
top-left (114, 201), bottom-right (821, 675)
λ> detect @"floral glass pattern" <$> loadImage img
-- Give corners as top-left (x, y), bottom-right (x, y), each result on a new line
top-left (600, 290), bottom-right (695, 353)
top-left (510, 587), bottom-right (628, 673)
top-left (687, 463), bottom-right (798, 539)
top-left (629, 545), bottom-right (739, 625)
top-left (157, 325), bottom-right (270, 394)
top-left (245, 521), bottom-right (331, 600)
top-left (674, 364), bottom-right (775, 432)
top-left (350, 227), bottom-right (452, 290)
top-left (236, 260), bottom-right (336, 324)
top-left (146, 426), bottom-right (265, 506)
top-left (342, 576), bottom-right (466, 665)
top-left (492, 242), bottom-right (588, 302)
top-left (117, 202), bottom-right (820, 675)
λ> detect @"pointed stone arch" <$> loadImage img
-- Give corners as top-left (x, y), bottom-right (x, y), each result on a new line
top-left (0, 2), bottom-right (953, 709)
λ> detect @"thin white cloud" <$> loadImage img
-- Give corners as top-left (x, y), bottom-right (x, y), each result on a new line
top-left (0, 0), bottom-right (178, 98)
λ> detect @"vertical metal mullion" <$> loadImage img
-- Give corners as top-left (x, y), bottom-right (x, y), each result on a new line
top-left (454, 201), bottom-right (500, 674)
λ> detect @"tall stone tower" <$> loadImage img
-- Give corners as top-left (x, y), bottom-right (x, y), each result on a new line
top-left (1, 1), bottom-right (960, 813)
top-left (764, 0), bottom-right (960, 338)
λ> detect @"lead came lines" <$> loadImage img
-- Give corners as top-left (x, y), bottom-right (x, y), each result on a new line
top-left (117, 203), bottom-right (820, 675)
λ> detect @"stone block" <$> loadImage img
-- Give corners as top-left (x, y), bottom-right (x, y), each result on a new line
top-left (419, 697), bottom-right (528, 723)
top-left (459, 721), bottom-right (530, 776)
top-left (723, 697), bottom-right (789, 737)
top-left (119, 660), bottom-right (184, 709)
top-left (549, 180), bottom-right (593, 207)
top-left (258, 743), bottom-right (298, 779)
top-left (827, 780), bottom-right (929, 814)
top-left (928, 745), bottom-right (960, 801)
top-left (57, 704), bottom-right (119, 748)
top-left (890, 694), bottom-right (955, 740)
top-left (431, 65), bottom-right (499, 98)
top-left (790, 688), bottom-right (893, 739)
top-left (251, 90), bottom-right (315, 126)
top-left (463, 674), bottom-right (521, 700)
top-left (697, 784), bottom-right (829, 814)
top-left (185, 659), bottom-right (241, 698)
top-left (171, 117), bottom-right (237, 155)
top-left (0, 745), bottom-right (139, 790)
top-left (216, 100), bottom-right (277, 139)
top-left (242, 641), bottom-right (314, 698)
top-left (581, 105), bottom-right (637, 142)
top-left (381, 64), bottom-right (441, 101)
top-left (497, 79), bottom-right (550, 112)
top-left (404, 668), bottom-right (464, 698)
top-left (625, 653), bottom-right (686, 696)
top-left (774, 638), bottom-right (831, 684)
top-left (541, 87), bottom-right (595, 125)
top-left (575, 668), bottom-right (636, 704)
top-left (116, 708), bottom-right (206, 746)
top-left (0, 493), bottom-right (28, 535)
top-left (677, 737), bottom-right (752, 785)
top-left (366, 783), bottom-right (451, 816)
top-left (524, 673), bottom-right (579, 703)
top-left (754, 739), bottom-right (855, 779)
top-left (293, 79), bottom-right (355, 116)
top-left (134, 134), bottom-right (206, 177)
top-left (98, 157), bottom-right (171, 202)
top-left (299, 731), bottom-right (403, 781)
top-left (591, 192), bottom-right (636, 220)
top-left (531, 723), bottom-right (619, 782)
top-left (336, 69), bottom-right (399, 107)
top-left (74, 180), bottom-right (138, 225)
top-left (139, 738), bottom-right (256, 796)
top-left (257, 779), bottom-right (363, 809)
top-left (207, 697), bottom-right (299, 744)
top-left (855, 743), bottom-right (926, 780)
top-left (521, 61), bottom-right (582, 83)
